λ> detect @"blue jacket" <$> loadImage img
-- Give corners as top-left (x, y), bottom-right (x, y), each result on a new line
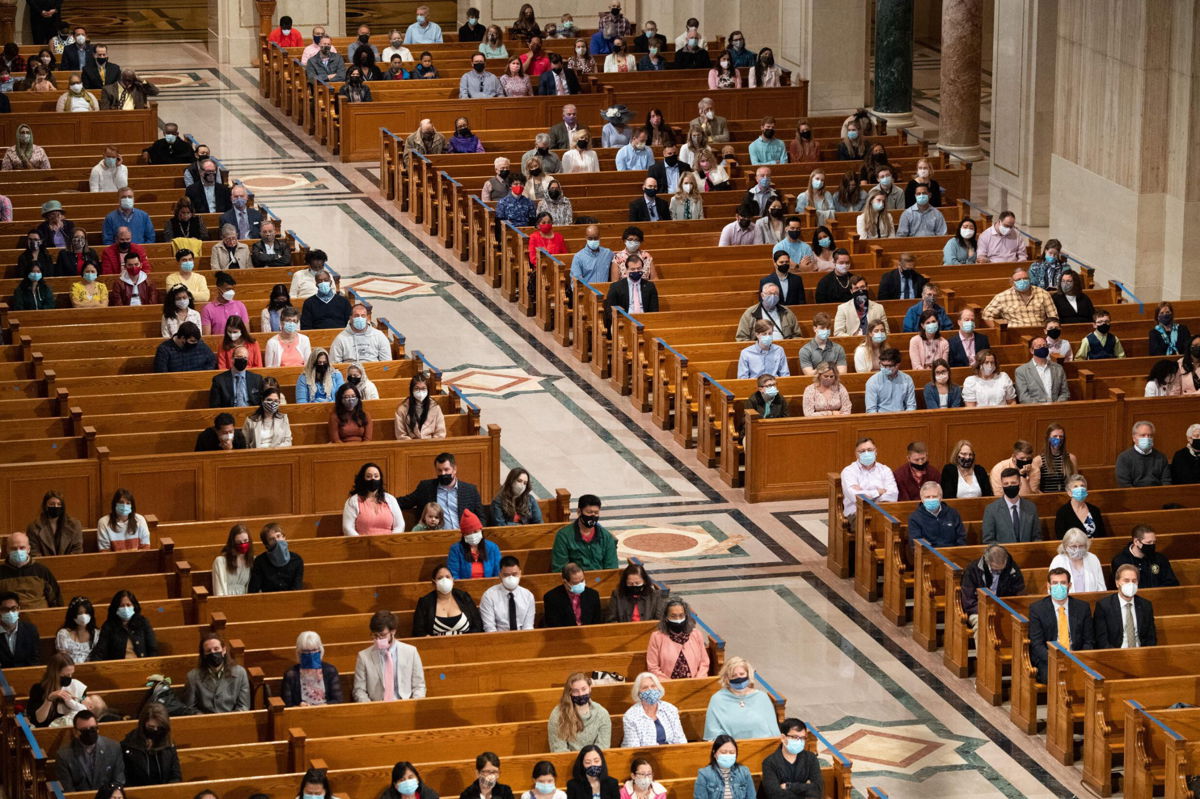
top-left (902, 301), bottom-right (953, 333)
top-left (447, 538), bottom-right (501, 580)
top-left (923, 381), bottom-right (964, 409)
top-left (694, 765), bottom-right (754, 799)
top-left (907, 503), bottom-right (966, 551)
top-left (102, 208), bottom-right (156, 245)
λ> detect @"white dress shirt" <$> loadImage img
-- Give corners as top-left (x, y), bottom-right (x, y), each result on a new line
top-left (480, 583), bottom-right (535, 631)
top-left (1118, 595), bottom-right (1139, 647)
top-left (839, 461), bottom-right (898, 516)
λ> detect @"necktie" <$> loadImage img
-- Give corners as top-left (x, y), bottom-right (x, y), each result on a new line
top-left (508, 592), bottom-right (518, 631)
top-left (1057, 605), bottom-right (1070, 648)
top-left (238, 210), bottom-right (249, 238)
top-left (1011, 504), bottom-right (1020, 537)
top-left (234, 374), bottom-right (246, 406)
top-left (629, 281), bottom-right (642, 313)
top-left (648, 200), bottom-right (657, 221)
top-left (383, 647), bottom-right (396, 700)
top-left (1123, 602), bottom-right (1137, 648)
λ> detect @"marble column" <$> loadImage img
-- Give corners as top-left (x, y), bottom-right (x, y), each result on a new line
top-left (936, 0), bottom-right (984, 161)
top-left (790, 0), bottom-right (870, 113)
top-left (871, 0), bottom-right (915, 128)
top-left (209, 0), bottom-right (343, 64)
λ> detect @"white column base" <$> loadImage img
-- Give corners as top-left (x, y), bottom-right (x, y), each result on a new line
top-left (936, 141), bottom-right (986, 162)
top-left (870, 108), bottom-right (917, 128)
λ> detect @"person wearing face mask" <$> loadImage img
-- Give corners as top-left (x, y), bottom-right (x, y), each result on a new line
top-left (413, 563), bottom-right (483, 637)
top-left (1037, 317), bottom-right (1071, 363)
top-left (622, 671), bottom-right (685, 746)
top-left (703, 657), bottom-right (777, 740)
top-left (90, 588), bottom-right (156, 660)
top-left (748, 374), bottom-right (789, 419)
top-left (26, 490), bottom-right (81, 558)
top-left (328, 383), bottom-right (373, 443)
top-left (981, 469), bottom-right (1042, 544)
top-left (877, 252), bottom-right (926, 302)
top-left (210, 524), bottom-right (254, 596)
top-left (281, 630), bottom-right (343, 706)
top-left (542, 562), bottom-right (601, 628)
top-left (306, 35), bottom-right (346, 82)
top-left (719, 202), bottom-right (761, 247)
top-left (462, 752), bottom-right (515, 799)
top-left (209, 342), bottom-right (264, 407)
top-left (608, 562), bottom-right (666, 622)
top-left (976, 210), bottom-right (1024, 262)
top-left (102, 187), bottom-right (154, 244)
top-left (550, 494), bottom-right (617, 571)
top-left (749, 117), bottom-right (788, 167)
top-left (81, 43), bottom-right (120, 89)
top-left (220, 184), bottom-right (262, 240)
top-left (566, 745), bottom-right (619, 799)
top-left (0, 590), bottom-right (40, 668)
top-left (633, 20), bottom-right (666, 53)
top-left (242, 387), bottom-right (292, 449)
top-left (185, 157), bottom-right (232, 214)
top-left (736, 319), bottom-right (788, 379)
top-left (381, 761), bottom-right (441, 799)
top-left (1, 528), bottom-right (62, 612)
top-left (568, 225), bottom-right (616, 287)
top-left (12, 258), bottom-right (56, 310)
top-left (100, 67), bottom-right (158, 109)
top-left (118, 702), bottom-right (180, 786)
top-left (644, 597), bottom-right (709, 678)
top-left (154, 321), bottom-right (216, 372)
top-left (615, 128), bottom-right (653, 171)
top-left (1169, 423), bottom-right (1200, 483)
top-left (939, 439), bottom-right (991, 500)
top-left (479, 555), bottom-right (536, 632)
top-left (339, 67), bottom-right (373, 102)
top-left (389, 372), bottom-right (443, 440)
top-left (488, 466), bottom-right (543, 527)
top-left (194, 412), bottom-right (249, 451)
top-left (603, 254), bottom-right (658, 334)
top-left (906, 481), bottom-right (965, 555)
top-left (210, 223), bottom-right (250, 270)
top-left (1115, 420), bottom-right (1172, 487)
top-left (2, 123), bottom-right (51, 170)
top-left (1048, 528), bottom-right (1105, 594)
top-left (988, 440), bottom-right (1036, 497)
top-left (100, 225), bottom-right (153, 274)
top-left (248, 219), bottom-right (292, 268)
top-left (331, 302), bottom-right (390, 363)
top-left (855, 188), bottom-right (896, 239)
top-left (984, 266), bottom-right (1055, 327)
top-left (291, 346), bottom-right (341, 404)
top-left (707, 50), bottom-right (740, 88)
top-left (399, 452), bottom-right (486, 527)
top-left (339, 462), bottom-right (402, 535)
top-left (268, 14), bottom-right (303, 46)
top-left (142, 122), bottom-right (194, 164)
top-left (690, 97), bottom-right (729, 143)
top-left (1075, 309), bottom-right (1126, 360)
top-left (908, 309), bottom-right (949, 370)
top-left (959, 545), bottom-right (1024, 637)
top-left (1030, 424), bottom-right (1079, 496)
top-left (1013, 335), bottom-right (1070, 403)
top-left (1113, 524), bottom-right (1180, 589)
top-left (737, 282), bottom-right (798, 341)
top-left (55, 709), bottom-right (124, 791)
top-left (184, 632), bottom-right (250, 714)
top-left (1027, 567), bottom-right (1093, 683)
top-left (536, 180), bottom-right (573, 227)
top-left (897, 184), bottom-right (947, 237)
top-left (1146, 302), bottom-right (1187, 358)
top-left (301, 271), bottom-right (352, 329)
top-left (628, 176), bottom-right (670, 221)
top-left (943, 217), bottom-right (978, 264)
top-left (248, 523), bottom-right (305, 592)
top-left (674, 27), bottom-right (711, 69)
top-left (89, 146), bottom-right (127, 192)
top-left (286, 249), bottom-right (331, 299)
top-left (891, 442), bottom-right (940, 501)
top-left (108, 252), bottom-right (159, 307)
top-left (833, 274), bottom-right (887, 337)
top-left (667, 171), bottom-right (704, 220)
top-left (59, 26), bottom-right (92, 69)
top-left (1094, 564), bottom-right (1157, 650)
top-left (55, 70), bottom-right (98, 111)
top-left (864, 348), bottom-right (916, 413)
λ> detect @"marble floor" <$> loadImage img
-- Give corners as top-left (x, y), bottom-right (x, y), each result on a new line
top-left (116, 42), bottom-right (1086, 798)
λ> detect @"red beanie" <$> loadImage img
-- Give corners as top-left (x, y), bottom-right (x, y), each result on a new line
top-left (459, 509), bottom-right (483, 533)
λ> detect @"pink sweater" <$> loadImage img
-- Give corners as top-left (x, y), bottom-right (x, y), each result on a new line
top-left (646, 629), bottom-right (710, 679)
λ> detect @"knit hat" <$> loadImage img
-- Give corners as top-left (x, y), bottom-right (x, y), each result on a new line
top-left (459, 509), bottom-right (483, 534)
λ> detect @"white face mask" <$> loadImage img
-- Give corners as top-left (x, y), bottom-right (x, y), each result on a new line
top-left (501, 574), bottom-right (520, 590)
top-left (981, 363), bottom-right (996, 376)
top-left (435, 577), bottom-right (454, 595)
top-left (412, 389), bottom-right (428, 402)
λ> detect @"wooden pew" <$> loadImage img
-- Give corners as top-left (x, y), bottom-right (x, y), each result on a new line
top-left (0, 108), bottom-right (158, 148)
top-left (1122, 702), bottom-right (1200, 799)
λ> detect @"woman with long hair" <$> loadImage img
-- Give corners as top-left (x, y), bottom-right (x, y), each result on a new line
top-left (395, 372), bottom-right (446, 439)
top-left (856, 188), bottom-right (896, 239)
top-left (184, 632), bottom-right (250, 714)
top-left (296, 347), bottom-right (343, 403)
top-left (211, 524), bottom-right (253, 595)
top-left (26, 489), bottom-right (82, 556)
top-left (342, 461), bottom-right (404, 535)
top-left (56, 596), bottom-right (97, 663)
top-left (329, 383), bottom-right (372, 442)
top-left (1031, 423), bottom-right (1079, 493)
top-left (90, 589), bottom-right (157, 660)
top-left (547, 673), bottom-right (611, 752)
top-left (28, 652), bottom-right (86, 726)
top-left (216, 315), bottom-right (261, 370)
top-left (489, 467), bottom-right (543, 526)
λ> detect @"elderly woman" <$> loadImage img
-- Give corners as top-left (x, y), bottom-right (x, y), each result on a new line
top-left (2, 124), bottom-right (52, 170)
top-left (1049, 528), bottom-right (1106, 593)
top-left (645, 598), bottom-right (709, 680)
top-left (281, 631), bottom-right (343, 706)
top-left (801, 362), bottom-right (851, 416)
top-left (1053, 473), bottom-right (1107, 539)
top-left (702, 656), bottom-right (778, 740)
top-left (621, 672), bottom-right (686, 747)
top-left (210, 224), bottom-right (251, 270)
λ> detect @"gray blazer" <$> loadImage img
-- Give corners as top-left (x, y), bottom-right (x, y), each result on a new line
top-left (981, 497), bottom-right (1042, 544)
top-left (352, 641), bottom-right (426, 702)
top-left (1013, 360), bottom-right (1070, 403)
top-left (55, 736), bottom-right (125, 792)
top-left (184, 664), bottom-right (251, 713)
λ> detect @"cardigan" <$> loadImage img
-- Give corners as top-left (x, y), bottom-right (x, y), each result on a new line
top-left (939, 463), bottom-right (993, 499)
top-left (646, 628), bottom-right (709, 679)
top-left (548, 702), bottom-right (612, 752)
top-left (1053, 501), bottom-right (1107, 539)
top-left (280, 661), bottom-right (343, 706)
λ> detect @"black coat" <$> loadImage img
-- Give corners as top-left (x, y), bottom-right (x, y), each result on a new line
top-left (396, 479), bottom-right (484, 524)
top-left (567, 777), bottom-right (620, 799)
top-left (960, 552), bottom-right (1025, 616)
top-left (144, 137), bottom-right (196, 165)
top-left (627, 196), bottom-right (671, 222)
top-left (0, 619), bottom-right (40, 668)
top-left (248, 550), bottom-right (304, 592)
top-left (1148, 323), bottom-right (1193, 357)
top-left (1053, 501), bottom-right (1106, 539)
top-left (604, 279), bottom-right (659, 332)
top-left (759, 272), bottom-right (806, 306)
top-left (1092, 593), bottom-right (1156, 649)
top-left (185, 182), bottom-right (231, 214)
top-left (542, 584), bottom-right (602, 627)
top-left (209, 370), bottom-right (265, 408)
top-left (82, 61), bottom-right (121, 89)
top-left (280, 661), bottom-right (343, 706)
top-left (90, 617), bottom-right (157, 661)
top-left (876, 268), bottom-right (927, 301)
top-left (947, 332), bottom-right (990, 368)
top-left (814, 272), bottom-right (853, 305)
top-left (1111, 548), bottom-right (1179, 589)
top-left (1028, 596), bottom-right (1093, 682)
top-left (194, 427), bottom-right (248, 451)
top-left (758, 747), bottom-right (824, 799)
top-left (412, 587), bottom-right (484, 636)
top-left (1053, 291), bottom-right (1094, 325)
top-left (538, 68), bottom-right (581, 95)
top-left (220, 207), bottom-right (264, 239)
top-left (119, 730), bottom-right (181, 786)
top-left (939, 463), bottom-right (993, 499)
top-left (59, 43), bottom-right (92, 71)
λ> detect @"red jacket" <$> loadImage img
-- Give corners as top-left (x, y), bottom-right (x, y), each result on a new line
top-left (892, 462), bottom-right (941, 502)
top-left (108, 276), bottom-right (162, 306)
top-left (268, 27), bottom-right (303, 47)
top-left (528, 231), bottom-right (566, 266)
top-left (100, 242), bottom-right (153, 275)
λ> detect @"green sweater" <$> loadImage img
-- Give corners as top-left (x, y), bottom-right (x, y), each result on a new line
top-left (547, 702), bottom-right (612, 751)
top-left (550, 522), bottom-right (619, 571)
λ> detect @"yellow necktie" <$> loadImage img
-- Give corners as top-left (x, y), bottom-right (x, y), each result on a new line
top-left (1056, 604), bottom-right (1070, 648)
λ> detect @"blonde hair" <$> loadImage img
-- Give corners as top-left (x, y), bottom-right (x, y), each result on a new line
top-left (554, 672), bottom-right (592, 742)
top-left (720, 656), bottom-right (756, 690)
top-left (812, 361), bottom-right (838, 384)
top-left (914, 158), bottom-right (934, 178)
top-left (1058, 528), bottom-right (1090, 555)
top-left (630, 671), bottom-right (664, 703)
top-left (861, 189), bottom-right (895, 237)
top-left (672, 173), bottom-right (703, 211)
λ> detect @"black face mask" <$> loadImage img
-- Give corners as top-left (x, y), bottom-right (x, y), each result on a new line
top-left (958, 456), bottom-right (974, 469)
top-left (1096, 323), bottom-right (1111, 335)
top-left (1002, 484), bottom-right (1021, 499)
top-left (664, 155), bottom-right (679, 168)
top-left (233, 357), bottom-right (249, 371)
top-left (364, 478), bottom-right (381, 492)
top-left (626, 583), bottom-right (644, 595)
top-left (205, 652), bottom-right (225, 669)
top-left (644, 188), bottom-right (657, 199)
top-left (666, 619), bottom-right (686, 633)
top-left (800, 130), bottom-right (812, 140)
top-left (580, 515), bottom-right (598, 528)
top-left (1015, 458), bottom-right (1031, 469)
top-left (762, 129), bottom-right (775, 139)
top-left (77, 727), bottom-right (99, 746)
top-left (315, 363), bottom-right (328, 376)
top-left (60, 676), bottom-right (73, 687)
top-left (358, 34), bottom-right (370, 42)
top-left (536, 147), bottom-right (549, 156)
top-left (852, 289), bottom-right (869, 301)
top-left (498, 168), bottom-right (510, 180)
top-left (473, 62), bottom-right (486, 72)
top-left (786, 229), bottom-right (802, 240)
top-left (46, 506), bottom-right (62, 518)
top-left (457, 127), bottom-right (471, 137)
top-left (1191, 346), bottom-right (1200, 359)
top-left (1046, 328), bottom-right (1061, 340)
top-left (1140, 543), bottom-right (1156, 557)
top-left (438, 474), bottom-right (454, 486)
top-left (347, 375), bottom-right (361, 385)
top-left (775, 261), bottom-right (789, 273)
top-left (769, 207), bottom-right (784, 219)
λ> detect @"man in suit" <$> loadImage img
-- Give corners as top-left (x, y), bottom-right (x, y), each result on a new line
top-left (0, 591), bottom-right (40, 668)
top-left (220, 184), bottom-right (263, 240)
top-left (603, 255), bottom-right (658, 334)
top-left (538, 53), bottom-right (580, 95)
top-left (947, 307), bottom-right (989, 368)
top-left (397, 452), bottom-right (485, 528)
top-left (352, 610), bottom-right (425, 702)
top-left (100, 69), bottom-right (159, 109)
top-left (981, 468), bottom-right (1043, 544)
top-left (209, 346), bottom-right (264, 408)
top-left (691, 97), bottom-right (730, 143)
top-left (59, 27), bottom-right (93, 71)
top-left (646, 145), bottom-right (684, 196)
top-left (542, 562), bottom-right (602, 627)
top-left (877, 253), bottom-right (927, 301)
top-left (759, 250), bottom-right (806, 306)
top-left (547, 104), bottom-right (580, 150)
top-left (1014, 335), bottom-right (1070, 403)
top-left (195, 413), bottom-right (248, 451)
top-left (1028, 567), bottom-right (1094, 683)
top-left (81, 44), bottom-right (121, 89)
top-left (55, 711), bottom-right (124, 792)
top-left (628, 177), bottom-right (670, 222)
top-left (185, 158), bottom-right (232, 213)
top-left (1094, 564), bottom-right (1157, 648)
top-left (832, 274), bottom-right (887, 338)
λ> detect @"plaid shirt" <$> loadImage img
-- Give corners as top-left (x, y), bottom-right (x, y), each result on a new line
top-left (982, 286), bottom-right (1056, 327)
top-left (598, 11), bottom-right (635, 37)
top-left (154, 339), bottom-right (217, 372)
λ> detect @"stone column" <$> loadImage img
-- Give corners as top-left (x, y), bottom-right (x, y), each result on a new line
top-left (790, 0), bottom-right (869, 113)
top-left (936, 0), bottom-right (984, 160)
top-left (871, 0), bottom-right (915, 128)
top-left (0, 0), bottom-right (15, 45)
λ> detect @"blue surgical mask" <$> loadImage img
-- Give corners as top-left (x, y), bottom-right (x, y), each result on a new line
top-left (104, 156), bottom-right (117, 168)
top-left (758, 177), bottom-right (770, 189)
top-left (923, 321), bottom-right (939, 335)
top-left (179, 260), bottom-right (194, 272)
top-left (847, 130), bottom-right (859, 140)
top-left (1014, 278), bottom-right (1031, 292)
top-left (715, 754), bottom-right (737, 769)
top-left (28, 271), bottom-right (42, 282)
top-left (625, 240), bottom-right (640, 252)
top-left (817, 236), bottom-right (831, 248)
top-left (317, 282), bottom-right (333, 297)
top-left (397, 778), bottom-right (420, 795)
top-left (1044, 252), bottom-right (1055, 262)
top-left (568, 581), bottom-right (586, 595)
top-left (283, 321), bottom-right (300, 333)
top-left (82, 272), bottom-right (97, 282)
top-left (1137, 436), bottom-right (1153, 452)
top-left (1070, 486), bottom-right (1087, 501)
top-left (116, 606), bottom-right (135, 621)
top-left (115, 502), bottom-right (132, 516)
top-left (268, 538), bottom-right (290, 566)
top-left (762, 386), bottom-right (778, 398)
top-left (299, 651), bottom-right (322, 669)
top-left (729, 676), bottom-right (749, 689)
top-left (784, 738), bottom-right (805, 756)
top-left (960, 320), bottom-right (975, 333)
top-left (1049, 583), bottom-right (1069, 601)
top-left (165, 134), bottom-right (177, 144)
top-left (534, 783), bottom-right (556, 795)
top-left (922, 498), bottom-right (941, 513)
top-left (8, 549), bottom-right (29, 566)
top-left (815, 328), bottom-right (830, 341)
top-left (586, 239), bottom-right (600, 251)
top-left (303, 794), bottom-right (325, 799)
top-left (1, 610), bottom-right (18, 626)
top-left (871, 332), bottom-right (887, 344)
top-left (119, 197), bottom-right (134, 211)
top-left (915, 194), bottom-right (929, 206)
top-left (352, 317), bottom-right (368, 330)
top-left (857, 450), bottom-right (876, 467)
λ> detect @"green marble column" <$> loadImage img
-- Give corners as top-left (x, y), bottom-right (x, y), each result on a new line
top-left (872, 0), bottom-right (915, 127)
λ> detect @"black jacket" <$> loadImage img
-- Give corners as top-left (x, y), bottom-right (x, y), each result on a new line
top-left (412, 587), bottom-right (484, 636)
top-left (814, 272), bottom-right (853, 305)
top-left (90, 616), bottom-right (157, 661)
top-left (1148, 323), bottom-right (1192, 357)
top-left (1092, 593), bottom-right (1156, 649)
top-left (248, 550), bottom-right (304, 592)
top-left (1053, 501), bottom-right (1106, 539)
top-left (605, 586), bottom-right (668, 622)
top-left (627, 196), bottom-right (671, 222)
top-left (1171, 446), bottom-right (1200, 485)
top-left (54, 248), bottom-right (101, 277)
top-left (947, 332), bottom-right (990, 368)
top-left (280, 661), bottom-right (343, 706)
top-left (209, 370), bottom-right (265, 408)
top-left (380, 784), bottom-right (441, 799)
top-left (1111, 548), bottom-right (1179, 589)
top-left (646, 160), bottom-right (683, 193)
top-left (758, 747), bottom-right (824, 799)
top-left (82, 61), bottom-right (121, 89)
top-left (119, 730), bottom-right (182, 786)
top-left (542, 584), bottom-right (602, 627)
top-left (397, 479), bottom-right (484, 524)
top-left (633, 32), bottom-right (667, 52)
top-left (747, 390), bottom-right (789, 419)
top-left (538, 68), bottom-right (581, 95)
top-left (143, 137), bottom-right (196, 165)
top-left (301, 293), bottom-right (352, 330)
top-left (220, 207), bottom-right (264, 239)
top-left (59, 43), bottom-right (93, 71)
top-left (0, 619), bottom-right (40, 668)
top-left (567, 776), bottom-right (620, 799)
top-left (939, 463), bottom-right (993, 499)
top-left (960, 552), bottom-right (1025, 616)
top-left (194, 427), bottom-right (248, 451)
top-left (460, 782), bottom-right (514, 799)
top-left (604, 278), bottom-right (659, 333)
top-left (1052, 291), bottom-right (1094, 325)
top-left (876, 268), bottom-right (927, 302)
top-left (56, 736), bottom-right (125, 792)
top-left (251, 239), bottom-right (294, 268)
top-left (185, 181), bottom-right (232, 213)
top-left (759, 272), bottom-right (806, 306)
top-left (1028, 596), bottom-right (1093, 682)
